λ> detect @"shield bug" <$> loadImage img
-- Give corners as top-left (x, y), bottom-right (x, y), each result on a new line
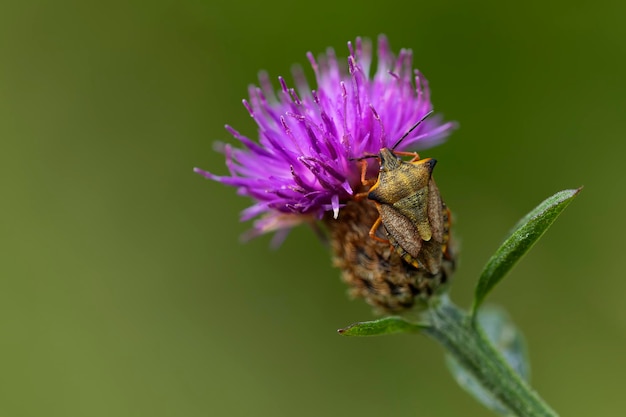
top-left (356, 112), bottom-right (451, 275)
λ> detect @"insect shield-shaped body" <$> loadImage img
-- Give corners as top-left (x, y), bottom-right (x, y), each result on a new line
top-left (357, 114), bottom-right (451, 275)
top-left (366, 150), bottom-right (449, 274)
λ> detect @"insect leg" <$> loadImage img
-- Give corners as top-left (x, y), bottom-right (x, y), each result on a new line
top-left (368, 216), bottom-right (390, 244)
top-left (393, 150), bottom-right (421, 162)
top-left (354, 159), bottom-right (377, 200)
top-left (359, 159), bottom-right (378, 186)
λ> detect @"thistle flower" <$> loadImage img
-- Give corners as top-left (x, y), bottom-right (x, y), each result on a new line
top-left (196, 35), bottom-right (457, 312)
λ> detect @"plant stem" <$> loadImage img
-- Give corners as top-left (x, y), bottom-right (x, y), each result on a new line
top-left (422, 297), bottom-right (558, 417)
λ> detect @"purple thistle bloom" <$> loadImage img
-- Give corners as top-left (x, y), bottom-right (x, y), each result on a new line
top-left (195, 35), bottom-right (456, 242)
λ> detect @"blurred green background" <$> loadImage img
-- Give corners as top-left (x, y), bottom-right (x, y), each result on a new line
top-left (1, 0), bottom-right (625, 416)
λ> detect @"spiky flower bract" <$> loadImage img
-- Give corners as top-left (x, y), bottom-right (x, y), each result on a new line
top-left (195, 35), bottom-right (456, 242)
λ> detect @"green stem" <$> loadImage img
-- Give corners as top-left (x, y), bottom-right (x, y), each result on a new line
top-left (422, 297), bottom-right (558, 417)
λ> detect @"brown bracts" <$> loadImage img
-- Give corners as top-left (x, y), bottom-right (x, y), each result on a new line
top-left (326, 143), bottom-right (454, 313)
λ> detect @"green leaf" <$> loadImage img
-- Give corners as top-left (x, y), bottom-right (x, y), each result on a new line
top-left (472, 188), bottom-right (581, 316)
top-left (445, 306), bottom-right (529, 416)
top-left (338, 316), bottom-right (427, 336)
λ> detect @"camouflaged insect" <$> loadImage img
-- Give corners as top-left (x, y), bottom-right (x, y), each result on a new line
top-left (352, 109), bottom-right (451, 276)
top-left (360, 147), bottom-right (452, 275)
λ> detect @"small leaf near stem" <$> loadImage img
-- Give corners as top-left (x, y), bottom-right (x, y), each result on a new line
top-left (338, 316), bottom-right (428, 336)
top-left (472, 188), bottom-right (582, 317)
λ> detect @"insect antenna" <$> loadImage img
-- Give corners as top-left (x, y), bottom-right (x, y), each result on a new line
top-left (391, 110), bottom-right (434, 151)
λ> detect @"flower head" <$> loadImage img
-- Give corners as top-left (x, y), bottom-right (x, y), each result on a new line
top-left (195, 35), bottom-right (456, 240)
top-left (196, 35), bottom-right (458, 312)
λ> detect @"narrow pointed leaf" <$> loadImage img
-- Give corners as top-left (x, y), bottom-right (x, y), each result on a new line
top-left (472, 188), bottom-right (581, 315)
top-left (446, 306), bottom-right (529, 416)
top-left (338, 316), bottom-right (427, 336)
